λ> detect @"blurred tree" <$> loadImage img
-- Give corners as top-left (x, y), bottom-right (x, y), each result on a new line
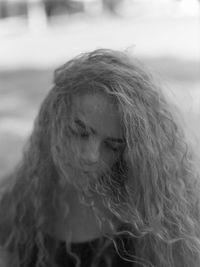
top-left (0, 0), bottom-right (7, 18)
top-left (43, 0), bottom-right (84, 17)
top-left (0, 0), bottom-right (84, 20)
top-left (102, 0), bottom-right (123, 15)
top-left (0, 0), bottom-right (27, 18)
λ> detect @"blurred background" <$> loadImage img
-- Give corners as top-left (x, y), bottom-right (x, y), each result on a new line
top-left (0, 0), bottom-right (200, 177)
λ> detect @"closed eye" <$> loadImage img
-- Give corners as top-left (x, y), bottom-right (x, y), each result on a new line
top-left (104, 140), bottom-right (125, 152)
top-left (69, 126), bottom-right (90, 138)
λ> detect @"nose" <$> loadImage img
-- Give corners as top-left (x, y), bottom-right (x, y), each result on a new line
top-left (81, 138), bottom-right (100, 166)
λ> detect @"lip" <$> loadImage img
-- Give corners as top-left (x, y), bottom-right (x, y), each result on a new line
top-left (82, 170), bottom-right (95, 174)
top-left (81, 167), bottom-right (97, 173)
top-left (82, 169), bottom-right (98, 176)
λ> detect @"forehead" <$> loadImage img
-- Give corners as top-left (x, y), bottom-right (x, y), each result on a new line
top-left (71, 92), bottom-right (123, 138)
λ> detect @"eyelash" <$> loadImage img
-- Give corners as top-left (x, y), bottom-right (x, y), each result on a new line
top-left (69, 127), bottom-right (89, 138)
top-left (104, 141), bottom-right (121, 152)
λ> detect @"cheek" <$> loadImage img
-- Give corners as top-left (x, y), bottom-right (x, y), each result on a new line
top-left (100, 149), bottom-right (119, 168)
top-left (63, 137), bottom-right (81, 166)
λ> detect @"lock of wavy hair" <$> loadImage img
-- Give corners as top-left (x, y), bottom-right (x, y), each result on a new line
top-left (1, 49), bottom-right (200, 267)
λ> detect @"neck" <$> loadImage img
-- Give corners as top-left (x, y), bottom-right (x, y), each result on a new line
top-left (46, 184), bottom-right (119, 243)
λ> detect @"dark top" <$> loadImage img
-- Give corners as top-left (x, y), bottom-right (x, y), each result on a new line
top-left (56, 238), bottom-right (133, 267)
top-left (27, 234), bottom-right (135, 267)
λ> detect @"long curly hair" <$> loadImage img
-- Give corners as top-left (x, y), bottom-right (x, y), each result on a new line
top-left (1, 49), bottom-right (200, 267)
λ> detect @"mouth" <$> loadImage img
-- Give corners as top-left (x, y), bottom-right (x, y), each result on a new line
top-left (82, 170), bottom-right (98, 178)
top-left (83, 170), bottom-right (95, 174)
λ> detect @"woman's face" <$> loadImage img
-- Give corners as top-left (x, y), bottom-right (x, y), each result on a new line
top-left (66, 92), bottom-right (125, 184)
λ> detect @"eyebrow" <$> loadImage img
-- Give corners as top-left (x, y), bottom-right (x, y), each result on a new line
top-left (74, 118), bottom-right (125, 144)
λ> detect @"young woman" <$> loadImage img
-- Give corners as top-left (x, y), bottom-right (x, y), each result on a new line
top-left (0, 49), bottom-right (200, 267)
